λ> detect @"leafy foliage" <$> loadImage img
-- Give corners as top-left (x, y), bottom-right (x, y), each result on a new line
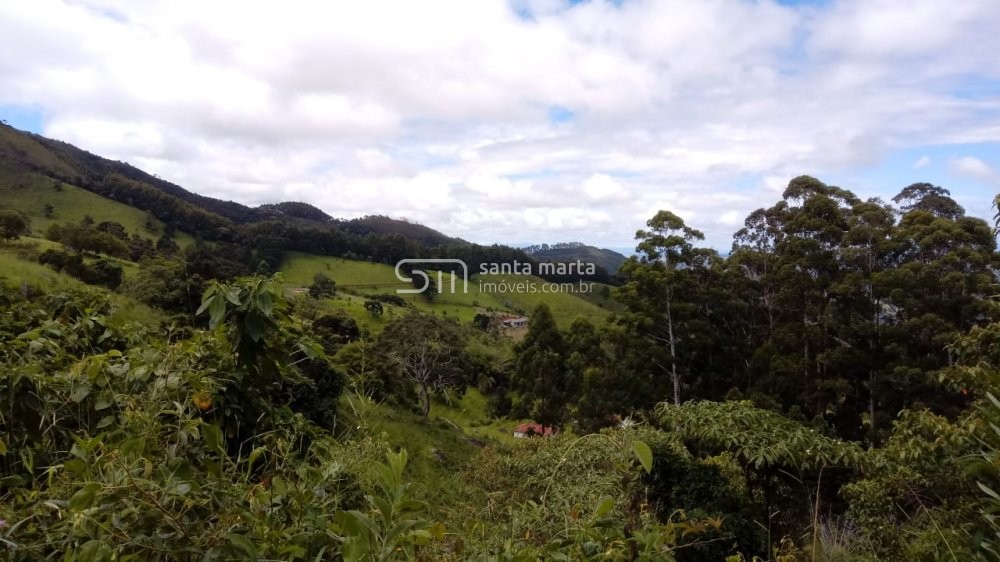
top-left (657, 401), bottom-right (866, 472)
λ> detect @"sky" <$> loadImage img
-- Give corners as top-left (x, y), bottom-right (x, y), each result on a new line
top-left (1, 0), bottom-right (999, 251)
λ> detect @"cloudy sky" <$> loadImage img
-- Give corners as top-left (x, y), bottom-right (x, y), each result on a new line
top-left (1, 0), bottom-right (999, 250)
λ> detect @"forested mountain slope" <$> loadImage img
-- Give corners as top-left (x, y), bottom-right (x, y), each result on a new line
top-left (524, 242), bottom-right (628, 274)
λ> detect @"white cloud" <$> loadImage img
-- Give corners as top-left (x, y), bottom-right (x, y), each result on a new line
top-left (950, 156), bottom-right (1000, 186)
top-left (717, 210), bottom-right (744, 227)
top-left (914, 155), bottom-right (931, 169)
top-left (582, 174), bottom-right (627, 202)
top-left (1, 0), bottom-right (999, 248)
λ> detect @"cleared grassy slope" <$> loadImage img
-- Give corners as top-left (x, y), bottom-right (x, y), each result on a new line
top-left (0, 238), bottom-right (166, 324)
top-left (0, 124), bottom-right (78, 178)
top-left (281, 252), bottom-right (611, 328)
top-left (0, 163), bottom-right (195, 247)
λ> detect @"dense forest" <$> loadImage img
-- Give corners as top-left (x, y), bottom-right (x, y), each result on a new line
top-left (2, 155), bottom-right (1000, 561)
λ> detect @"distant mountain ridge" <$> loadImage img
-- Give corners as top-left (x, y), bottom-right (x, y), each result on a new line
top-left (0, 123), bottom-right (614, 285)
top-left (342, 215), bottom-right (462, 247)
top-left (0, 123), bottom-right (459, 246)
top-left (523, 242), bottom-right (628, 274)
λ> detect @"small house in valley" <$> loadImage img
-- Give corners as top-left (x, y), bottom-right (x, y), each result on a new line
top-left (513, 422), bottom-right (557, 438)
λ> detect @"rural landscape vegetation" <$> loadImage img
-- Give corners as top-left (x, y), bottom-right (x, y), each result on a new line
top-left (2, 119), bottom-right (1000, 561)
top-left (3, 1), bottom-right (1000, 560)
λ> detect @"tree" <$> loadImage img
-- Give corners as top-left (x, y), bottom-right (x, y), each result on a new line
top-left (892, 182), bottom-right (964, 220)
top-left (96, 221), bottom-right (128, 240)
top-left (0, 210), bottom-right (29, 241)
top-left (156, 234), bottom-right (179, 254)
top-left (835, 198), bottom-right (897, 441)
top-left (511, 303), bottom-right (573, 427)
top-left (573, 322), bottom-right (662, 432)
top-left (376, 313), bottom-right (466, 417)
top-left (618, 210), bottom-right (705, 405)
top-left (312, 312), bottom-right (360, 352)
top-left (877, 185), bottom-right (996, 424)
top-left (308, 273), bottom-right (336, 299)
top-left (119, 257), bottom-right (201, 313)
top-left (364, 300), bottom-right (384, 317)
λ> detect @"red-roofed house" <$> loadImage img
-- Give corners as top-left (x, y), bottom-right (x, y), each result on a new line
top-left (513, 423), bottom-right (557, 438)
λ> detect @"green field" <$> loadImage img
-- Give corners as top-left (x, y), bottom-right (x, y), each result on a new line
top-left (429, 388), bottom-right (535, 447)
top-left (339, 387), bottom-right (538, 516)
top-left (0, 238), bottom-right (167, 325)
top-left (0, 163), bottom-right (195, 247)
top-left (280, 252), bottom-right (612, 328)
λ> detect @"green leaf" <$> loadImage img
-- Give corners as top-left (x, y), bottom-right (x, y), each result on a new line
top-left (258, 290), bottom-right (273, 316)
top-left (632, 440), bottom-right (653, 473)
top-left (96, 415), bottom-right (115, 429)
top-left (594, 496), bottom-right (614, 518)
top-left (247, 446), bottom-right (267, 468)
top-left (94, 394), bottom-right (113, 411)
top-left (224, 287), bottom-right (243, 306)
top-left (227, 533), bottom-right (259, 558)
top-left (244, 313), bottom-right (265, 342)
top-left (69, 482), bottom-right (101, 512)
top-left (0, 475), bottom-right (24, 487)
top-left (203, 423), bottom-right (224, 455)
top-left (196, 285), bottom-right (217, 315)
top-left (209, 295), bottom-right (227, 328)
top-left (70, 382), bottom-right (91, 403)
top-left (279, 545), bottom-right (307, 559)
top-left (78, 539), bottom-right (107, 562)
top-left (979, 481), bottom-right (1000, 502)
top-left (335, 510), bottom-right (373, 538)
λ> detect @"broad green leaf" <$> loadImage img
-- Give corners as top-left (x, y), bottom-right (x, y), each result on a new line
top-left (632, 440), bottom-right (653, 473)
top-left (69, 482), bottom-right (101, 512)
top-left (0, 475), bottom-right (24, 487)
top-left (209, 296), bottom-right (227, 328)
top-left (94, 394), bottom-right (113, 411)
top-left (70, 383), bottom-right (91, 403)
top-left (594, 496), bottom-right (614, 518)
top-left (244, 313), bottom-right (265, 342)
top-left (227, 533), bottom-right (259, 558)
top-left (203, 423), bottom-right (224, 455)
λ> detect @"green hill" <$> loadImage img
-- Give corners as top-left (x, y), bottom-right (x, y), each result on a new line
top-left (0, 123), bottom-right (616, 330)
top-left (0, 162), bottom-right (195, 247)
top-left (343, 215), bottom-right (461, 246)
top-left (281, 252), bottom-right (611, 328)
top-left (0, 237), bottom-right (166, 324)
top-left (523, 242), bottom-right (628, 274)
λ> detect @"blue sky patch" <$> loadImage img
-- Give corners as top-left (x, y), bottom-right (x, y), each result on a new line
top-left (0, 105), bottom-right (44, 134)
top-left (548, 105), bottom-right (575, 124)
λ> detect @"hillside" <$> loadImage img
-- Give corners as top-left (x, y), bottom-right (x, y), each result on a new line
top-left (280, 252), bottom-right (612, 329)
top-left (0, 120), bottom-right (613, 338)
top-left (524, 242), bottom-right (628, 274)
top-left (0, 161), bottom-right (197, 248)
top-left (0, 124), bottom-right (265, 224)
top-left (343, 215), bottom-right (462, 247)
top-left (0, 124), bottom-right (607, 289)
